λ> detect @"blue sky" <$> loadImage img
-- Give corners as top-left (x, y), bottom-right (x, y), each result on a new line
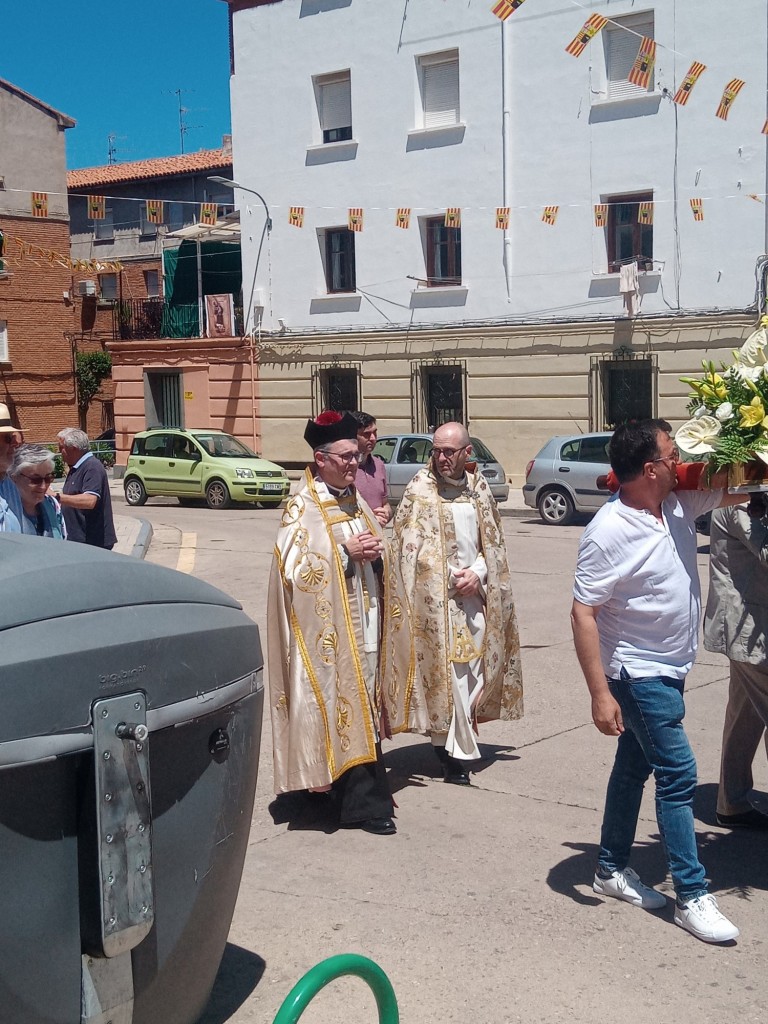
top-left (1, 0), bottom-right (232, 169)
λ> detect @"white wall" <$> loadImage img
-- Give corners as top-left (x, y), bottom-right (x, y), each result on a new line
top-left (230, 0), bottom-right (768, 332)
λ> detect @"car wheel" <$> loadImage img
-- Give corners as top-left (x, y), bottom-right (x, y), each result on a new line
top-left (537, 488), bottom-right (575, 526)
top-left (124, 477), bottom-right (147, 507)
top-left (205, 479), bottom-right (231, 510)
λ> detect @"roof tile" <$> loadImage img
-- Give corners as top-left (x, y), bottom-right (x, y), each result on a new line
top-left (67, 149), bottom-right (233, 189)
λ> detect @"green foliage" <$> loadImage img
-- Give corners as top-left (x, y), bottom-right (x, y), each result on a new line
top-left (75, 350), bottom-right (112, 410)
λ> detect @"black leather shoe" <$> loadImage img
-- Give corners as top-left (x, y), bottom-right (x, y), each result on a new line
top-left (716, 808), bottom-right (768, 830)
top-left (444, 759), bottom-right (471, 786)
top-left (358, 817), bottom-right (397, 835)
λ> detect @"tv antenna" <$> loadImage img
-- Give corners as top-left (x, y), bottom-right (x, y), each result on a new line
top-left (107, 133), bottom-right (128, 165)
top-left (174, 88), bottom-right (202, 153)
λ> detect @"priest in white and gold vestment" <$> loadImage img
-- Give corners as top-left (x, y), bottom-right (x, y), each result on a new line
top-left (393, 422), bottom-right (523, 785)
top-left (268, 411), bottom-right (426, 835)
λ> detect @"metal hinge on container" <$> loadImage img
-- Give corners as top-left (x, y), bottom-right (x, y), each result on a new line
top-left (92, 692), bottom-right (154, 958)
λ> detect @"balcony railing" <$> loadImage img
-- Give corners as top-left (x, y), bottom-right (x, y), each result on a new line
top-left (112, 299), bottom-right (244, 341)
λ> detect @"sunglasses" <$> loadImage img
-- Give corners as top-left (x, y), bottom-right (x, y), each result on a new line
top-left (20, 473), bottom-right (55, 485)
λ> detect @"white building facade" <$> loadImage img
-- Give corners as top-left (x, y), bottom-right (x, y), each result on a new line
top-left (225, 0), bottom-right (768, 479)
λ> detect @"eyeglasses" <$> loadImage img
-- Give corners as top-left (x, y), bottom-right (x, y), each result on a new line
top-left (20, 473), bottom-right (55, 485)
top-left (429, 447), bottom-right (464, 459)
top-left (651, 447), bottom-right (680, 466)
top-left (323, 450), bottom-right (362, 465)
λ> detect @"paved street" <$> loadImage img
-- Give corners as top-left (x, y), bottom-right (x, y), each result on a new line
top-left (118, 494), bottom-right (768, 1024)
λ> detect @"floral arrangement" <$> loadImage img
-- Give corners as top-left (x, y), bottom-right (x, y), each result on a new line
top-left (676, 317), bottom-right (768, 470)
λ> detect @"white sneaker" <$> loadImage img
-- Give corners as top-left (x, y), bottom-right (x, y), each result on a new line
top-left (592, 867), bottom-right (667, 910)
top-left (674, 894), bottom-right (739, 943)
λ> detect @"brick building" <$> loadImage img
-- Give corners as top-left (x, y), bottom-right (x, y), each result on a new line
top-left (0, 78), bottom-right (99, 441)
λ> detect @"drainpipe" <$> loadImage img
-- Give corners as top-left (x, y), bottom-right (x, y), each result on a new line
top-left (501, 18), bottom-right (513, 301)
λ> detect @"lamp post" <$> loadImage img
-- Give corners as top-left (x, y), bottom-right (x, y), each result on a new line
top-left (207, 176), bottom-right (272, 453)
top-left (207, 176), bottom-right (272, 231)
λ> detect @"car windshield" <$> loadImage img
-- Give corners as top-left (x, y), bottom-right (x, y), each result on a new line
top-left (192, 433), bottom-right (257, 458)
top-left (469, 438), bottom-right (497, 462)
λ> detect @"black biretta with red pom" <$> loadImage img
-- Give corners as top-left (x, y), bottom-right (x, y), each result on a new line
top-left (304, 410), bottom-right (359, 450)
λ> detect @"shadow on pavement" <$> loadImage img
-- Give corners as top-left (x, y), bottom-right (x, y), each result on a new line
top-left (196, 943), bottom-right (266, 1024)
top-left (547, 839), bottom-right (669, 907)
top-left (384, 740), bottom-right (520, 793)
top-left (268, 790), bottom-right (340, 833)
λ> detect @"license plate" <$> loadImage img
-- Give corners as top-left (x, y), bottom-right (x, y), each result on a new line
top-left (262, 482), bottom-right (283, 492)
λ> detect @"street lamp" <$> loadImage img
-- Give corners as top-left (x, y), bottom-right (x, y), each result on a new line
top-left (207, 176), bottom-right (272, 231)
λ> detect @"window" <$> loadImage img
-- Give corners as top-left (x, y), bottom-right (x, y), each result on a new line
top-left (601, 359), bottom-right (654, 427)
top-left (166, 202), bottom-right (186, 232)
top-left (323, 228), bottom-right (356, 292)
top-left (99, 273), bottom-right (118, 300)
top-left (372, 437), bottom-right (397, 463)
top-left (144, 270), bottom-right (160, 297)
top-left (315, 71), bottom-right (352, 143)
top-left (424, 367), bottom-right (464, 428)
top-left (397, 437), bottom-right (431, 465)
top-left (140, 208), bottom-right (158, 237)
top-left (424, 217), bottom-right (461, 286)
top-left (321, 368), bottom-right (358, 411)
top-left (94, 206), bottom-right (114, 241)
top-left (0, 320), bottom-right (8, 362)
top-left (605, 192), bottom-right (653, 272)
top-left (418, 50), bottom-right (459, 129)
top-left (604, 13), bottom-right (655, 101)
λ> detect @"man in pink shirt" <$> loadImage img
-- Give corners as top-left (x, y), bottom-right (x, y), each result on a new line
top-left (351, 411), bottom-right (392, 526)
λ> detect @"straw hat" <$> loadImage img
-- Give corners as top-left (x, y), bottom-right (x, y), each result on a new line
top-left (0, 402), bottom-right (22, 438)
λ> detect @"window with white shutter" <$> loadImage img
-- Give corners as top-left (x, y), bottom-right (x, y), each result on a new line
top-left (418, 51), bottom-right (460, 129)
top-left (315, 71), bottom-right (352, 143)
top-left (0, 321), bottom-right (8, 363)
top-left (605, 13), bottom-right (654, 100)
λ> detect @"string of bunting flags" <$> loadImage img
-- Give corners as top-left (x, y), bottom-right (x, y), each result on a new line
top-left (23, 191), bottom-right (222, 227)
top-left (489, 1), bottom-right (763, 130)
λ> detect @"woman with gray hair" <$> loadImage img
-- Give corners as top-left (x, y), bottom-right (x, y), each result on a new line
top-left (9, 444), bottom-right (66, 538)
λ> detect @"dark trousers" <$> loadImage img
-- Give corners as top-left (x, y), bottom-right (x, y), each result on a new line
top-left (333, 743), bottom-right (393, 823)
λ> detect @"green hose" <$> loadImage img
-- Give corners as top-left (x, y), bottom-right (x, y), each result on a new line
top-left (272, 953), bottom-right (399, 1024)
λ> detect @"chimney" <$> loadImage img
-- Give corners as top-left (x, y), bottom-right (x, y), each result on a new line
top-left (222, 134), bottom-right (232, 156)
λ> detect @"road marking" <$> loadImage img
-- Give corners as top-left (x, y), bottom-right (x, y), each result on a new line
top-left (176, 532), bottom-right (197, 574)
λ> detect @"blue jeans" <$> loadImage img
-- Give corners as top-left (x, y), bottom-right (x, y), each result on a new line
top-left (597, 670), bottom-right (708, 903)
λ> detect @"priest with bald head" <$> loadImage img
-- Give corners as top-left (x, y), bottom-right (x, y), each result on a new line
top-left (393, 421), bottom-right (523, 784)
top-left (267, 411), bottom-right (426, 835)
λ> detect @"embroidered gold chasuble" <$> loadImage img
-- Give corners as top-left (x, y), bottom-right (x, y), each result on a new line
top-left (268, 468), bottom-right (426, 794)
top-left (393, 465), bottom-right (524, 734)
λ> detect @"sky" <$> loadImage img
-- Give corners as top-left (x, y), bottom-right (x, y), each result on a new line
top-left (1, 0), bottom-right (233, 169)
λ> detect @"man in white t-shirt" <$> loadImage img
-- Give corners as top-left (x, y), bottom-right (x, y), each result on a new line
top-left (571, 419), bottom-right (744, 944)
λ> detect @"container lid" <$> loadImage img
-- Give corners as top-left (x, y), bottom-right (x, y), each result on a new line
top-left (0, 534), bottom-right (241, 631)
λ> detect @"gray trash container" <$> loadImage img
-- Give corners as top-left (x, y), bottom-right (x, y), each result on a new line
top-left (0, 534), bottom-right (264, 1024)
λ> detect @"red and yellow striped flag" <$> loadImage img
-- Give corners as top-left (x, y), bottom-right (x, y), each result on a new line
top-left (495, 207), bottom-right (510, 230)
top-left (146, 200), bottom-right (164, 225)
top-left (491, 0), bottom-right (526, 21)
top-left (594, 204), bottom-right (609, 228)
top-left (638, 201), bottom-right (654, 225)
top-left (748, 194), bottom-right (765, 204)
top-left (199, 202), bottom-right (218, 226)
top-left (762, 120), bottom-right (768, 136)
top-left (673, 62), bottom-right (706, 105)
top-left (87, 195), bottom-right (106, 220)
top-left (628, 38), bottom-right (656, 89)
top-left (444, 208), bottom-right (461, 228)
top-left (348, 208), bottom-right (364, 232)
top-left (31, 192), bottom-right (48, 218)
top-left (395, 207), bottom-right (411, 229)
top-left (542, 206), bottom-right (559, 226)
top-left (565, 14), bottom-right (608, 57)
top-left (289, 206), bottom-right (304, 228)
top-left (716, 79), bottom-right (745, 120)
top-left (690, 198), bottom-right (704, 222)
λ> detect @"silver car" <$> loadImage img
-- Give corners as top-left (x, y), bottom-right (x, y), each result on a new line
top-left (523, 432), bottom-right (612, 525)
top-left (373, 433), bottom-right (510, 503)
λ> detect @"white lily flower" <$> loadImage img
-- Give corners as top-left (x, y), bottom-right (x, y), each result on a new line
top-left (715, 402), bottom-right (734, 422)
top-left (736, 326), bottom-right (768, 368)
top-left (676, 415), bottom-right (722, 455)
top-left (693, 405), bottom-right (710, 419)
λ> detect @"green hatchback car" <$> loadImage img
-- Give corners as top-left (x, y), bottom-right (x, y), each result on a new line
top-left (124, 428), bottom-right (291, 509)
